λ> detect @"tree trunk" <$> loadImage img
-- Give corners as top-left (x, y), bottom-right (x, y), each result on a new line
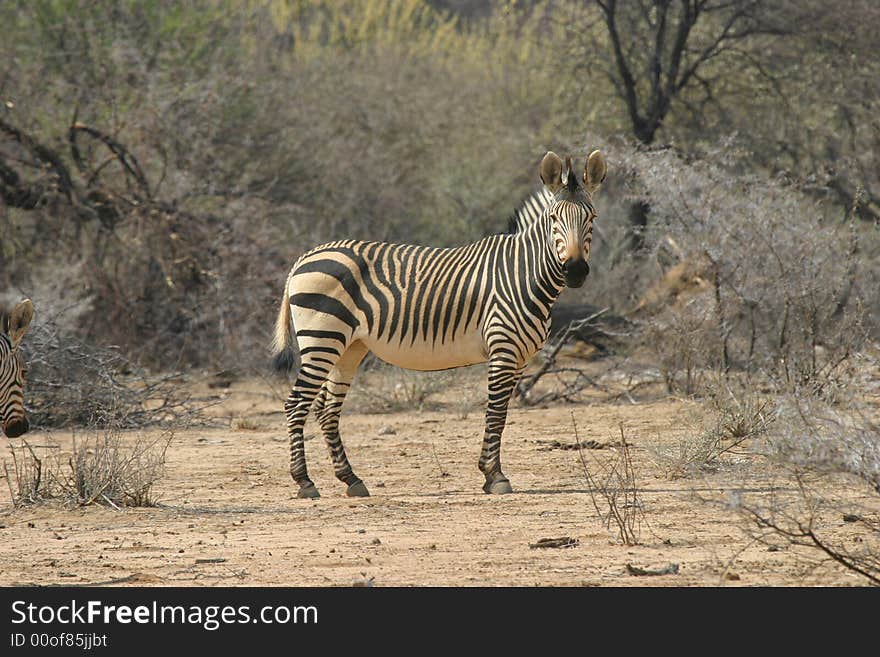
top-left (627, 200), bottom-right (650, 254)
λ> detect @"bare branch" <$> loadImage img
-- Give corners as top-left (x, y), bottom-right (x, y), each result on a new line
top-left (69, 122), bottom-right (152, 200)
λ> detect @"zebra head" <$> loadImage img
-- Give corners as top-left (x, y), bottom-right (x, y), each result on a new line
top-left (540, 150), bottom-right (606, 288)
top-left (0, 299), bottom-right (34, 438)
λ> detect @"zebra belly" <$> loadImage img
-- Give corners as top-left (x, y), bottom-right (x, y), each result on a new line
top-left (362, 332), bottom-right (488, 372)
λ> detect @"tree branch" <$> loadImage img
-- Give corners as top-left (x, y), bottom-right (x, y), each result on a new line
top-left (596, 0), bottom-right (647, 140)
top-left (69, 122), bottom-right (152, 200)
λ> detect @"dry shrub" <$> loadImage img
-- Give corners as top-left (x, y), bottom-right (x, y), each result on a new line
top-left (581, 140), bottom-right (874, 399)
top-left (642, 296), bottom-right (720, 396)
top-left (516, 307), bottom-right (625, 405)
top-left (702, 390), bottom-right (880, 585)
top-left (58, 430), bottom-right (173, 508)
top-left (714, 390), bottom-right (776, 445)
top-left (3, 439), bottom-right (58, 506)
top-left (576, 419), bottom-right (644, 545)
top-left (733, 474), bottom-right (880, 586)
top-left (22, 309), bottom-right (209, 429)
top-left (764, 395), bottom-right (880, 494)
top-left (652, 389), bottom-right (775, 479)
top-left (3, 429), bottom-right (172, 509)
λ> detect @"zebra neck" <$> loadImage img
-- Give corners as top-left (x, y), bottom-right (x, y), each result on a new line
top-left (516, 215), bottom-right (566, 307)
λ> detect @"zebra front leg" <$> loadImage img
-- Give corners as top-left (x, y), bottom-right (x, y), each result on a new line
top-left (479, 360), bottom-right (525, 494)
top-left (314, 343), bottom-right (369, 497)
top-left (285, 349), bottom-right (341, 499)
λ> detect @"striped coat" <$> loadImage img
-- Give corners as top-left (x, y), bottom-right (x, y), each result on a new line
top-left (273, 150), bottom-right (606, 497)
top-left (0, 299), bottom-right (34, 438)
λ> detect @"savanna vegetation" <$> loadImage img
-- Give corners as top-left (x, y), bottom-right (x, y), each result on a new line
top-left (1, 0), bottom-right (878, 582)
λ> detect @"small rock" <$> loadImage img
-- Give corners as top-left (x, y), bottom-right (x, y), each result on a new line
top-left (378, 426), bottom-right (396, 436)
top-left (725, 571), bottom-right (741, 581)
top-left (356, 529), bottom-right (366, 534)
top-left (27, 522), bottom-right (35, 528)
top-left (370, 538), bottom-right (381, 545)
top-left (767, 545), bottom-right (780, 552)
top-left (625, 563), bottom-right (679, 577)
top-left (843, 514), bottom-right (861, 523)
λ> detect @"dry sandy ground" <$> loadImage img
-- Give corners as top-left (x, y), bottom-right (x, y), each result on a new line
top-left (1, 373), bottom-right (877, 587)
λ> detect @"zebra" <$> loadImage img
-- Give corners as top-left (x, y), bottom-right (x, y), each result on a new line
top-left (0, 298), bottom-right (34, 438)
top-left (272, 150), bottom-right (606, 498)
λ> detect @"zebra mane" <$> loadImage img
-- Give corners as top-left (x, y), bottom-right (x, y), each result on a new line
top-left (505, 187), bottom-right (554, 235)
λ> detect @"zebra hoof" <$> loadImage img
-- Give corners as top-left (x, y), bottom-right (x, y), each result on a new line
top-left (346, 480), bottom-right (370, 497)
top-left (297, 483), bottom-right (320, 499)
top-left (483, 477), bottom-right (513, 495)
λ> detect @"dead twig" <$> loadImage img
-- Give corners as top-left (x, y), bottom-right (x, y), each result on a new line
top-left (536, 439), bottom-right (604, 452)
top-left (2, 460), bottom-right (16, 508)
top-left (529, 537), bottom-right (579, 549)
top-left (517, 309), bottom-right (609, 404)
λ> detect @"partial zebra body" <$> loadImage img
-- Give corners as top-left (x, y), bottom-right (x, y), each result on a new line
top-left (273, 150), bottom-right (607, 498)
top-left (0, 299), bottom-right (34, 438)
top-left (286, 235), bottom-right (553, 372)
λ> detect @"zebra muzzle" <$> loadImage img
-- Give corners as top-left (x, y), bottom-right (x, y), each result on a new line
top-left (563, 258), bottom-right (590, 288)
top-left (3, 417), bottom-right (29, 438)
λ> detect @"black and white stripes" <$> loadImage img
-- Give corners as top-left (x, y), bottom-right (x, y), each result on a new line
top-left (0, 299), bottom-right (34, 439)
top-left (272, 150), bottom-right (607, 497)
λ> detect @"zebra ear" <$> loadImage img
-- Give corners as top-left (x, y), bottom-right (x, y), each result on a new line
top-left (583, 150), bottom-right (607, 195)
top-left (539, 151), bottom-right (564, 193)
top-left (8, 299), bottom-right (34, 348)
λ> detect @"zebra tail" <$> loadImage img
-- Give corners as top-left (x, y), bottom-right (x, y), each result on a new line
top-left (271, 281), bottom-right (300, 375)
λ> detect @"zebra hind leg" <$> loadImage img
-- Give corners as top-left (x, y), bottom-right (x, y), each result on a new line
top-left (479, 360), bottom-right (525, 494)
top-left (285, 347), bottom-right (344, 499)
top-left (314, 343), bottom-right (369, 497)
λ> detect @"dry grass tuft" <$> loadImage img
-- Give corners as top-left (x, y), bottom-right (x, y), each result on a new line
top-left (3, 430), bottom-right (172, 509)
